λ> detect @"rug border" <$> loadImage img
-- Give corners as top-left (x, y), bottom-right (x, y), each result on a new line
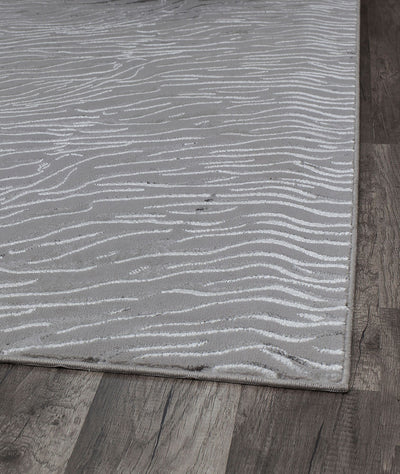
top-left (341, 0), bottom-right (361, 392)
top-left (0, 0), bottom-right (361, 392)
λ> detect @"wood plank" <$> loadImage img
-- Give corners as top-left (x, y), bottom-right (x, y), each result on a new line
top-left (0, 365), bottom-right (101, 474)
top-left (313, 390), bottom-right (382, 473)
top-left (379, 308), bottom-right (400, 473)
top-left (368, 0), bottom-right (400, 144)
top-left (225, 386), bottom-right (381, 474)
top-left (349, 142), bottom-right (400, 390)
top-left (374, 145), bottom-right (400, 308)
top-left (350, 144), bottom-right (381, 391)
top-left (65, 374), bottom-right (240, 474)
top-left (65, 374), bottom-right (175, 474)
top-left (226, 387), bottom-right (338, 474)
top-left (140, 378), bottom-right (240, 474)
top-left (360, 0), bottom-right (372, 143)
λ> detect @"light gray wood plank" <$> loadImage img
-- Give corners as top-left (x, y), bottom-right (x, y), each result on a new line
top-left (139, 378), bottom-right (240, 474)
top-left (65, 374), bottom-right (240, 474)
top-left (0, 365), bottom-right (101, 474)
top-left (379, 308), bottom-right (400, 473)
top-left (65, 374), bottom-right (174, 474)
top-left (314, 390), bottom-right (382, 473)
top-left (350, 144), bottom-right (381, 391)
top-left (374, 145), bottom-right (400, 308)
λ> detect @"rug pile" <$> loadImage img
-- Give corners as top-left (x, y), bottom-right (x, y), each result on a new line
top-left (0, 0), bottom-right (359, 391)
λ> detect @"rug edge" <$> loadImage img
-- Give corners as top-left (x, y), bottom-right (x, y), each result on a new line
top-left (0, 354), bottom-right (350, 392)
top-left (340, 0), bottom-right (361, 393)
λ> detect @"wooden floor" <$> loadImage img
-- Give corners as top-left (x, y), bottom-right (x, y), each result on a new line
top-left (1, 0), bottom-right (399, 472)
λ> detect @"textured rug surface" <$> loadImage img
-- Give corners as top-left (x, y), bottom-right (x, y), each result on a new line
top-left (0, 0), bottom-right (359, 391)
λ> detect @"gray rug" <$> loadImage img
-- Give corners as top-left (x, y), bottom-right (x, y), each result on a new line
top-left (0, 0), bottom-right (359, 391)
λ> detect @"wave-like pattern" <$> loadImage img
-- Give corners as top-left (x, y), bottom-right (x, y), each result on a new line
top-left (0, 0), bottom-right (358, 388)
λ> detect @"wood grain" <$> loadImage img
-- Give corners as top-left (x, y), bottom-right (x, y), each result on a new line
top-left (226, 387), bottom-right (382, 474)
top-left (369, 0), bottom-right (400, 143)
top-left (350, 144), bottom-right (381, 391)
top-left (0, 365), bottom-right (101, 474)
top-left (380, 308), bottom-right (400, 473)
top-left (359, 0), bottom-right (372, 143)
top-left (375, 146), bottom-right (400, 308)
top-left (65, 374), bottom-right (240, 474)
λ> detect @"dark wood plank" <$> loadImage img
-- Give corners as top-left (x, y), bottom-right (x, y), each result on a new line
top-left (379, 308), bottom-right (400, 473)
top-left (350, 144), bottom-right (381, 391)
top-left (374, 146), bottom-right (400, 308)
top-left (0, 365), bottom-right (101, 474)
top-left (226, 387), bottom-right (381, 474)
top-left (359, 0), bottom-right (372, 143)
top-left (368, 0), bottom-right (400, 143)
top-left (65, 374), bottom-right (240, 474)
top-left (350, 143), bottom-right (400, 389)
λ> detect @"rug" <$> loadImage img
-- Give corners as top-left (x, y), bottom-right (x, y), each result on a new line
top-left (0, 0), bottom-right (359, 391)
